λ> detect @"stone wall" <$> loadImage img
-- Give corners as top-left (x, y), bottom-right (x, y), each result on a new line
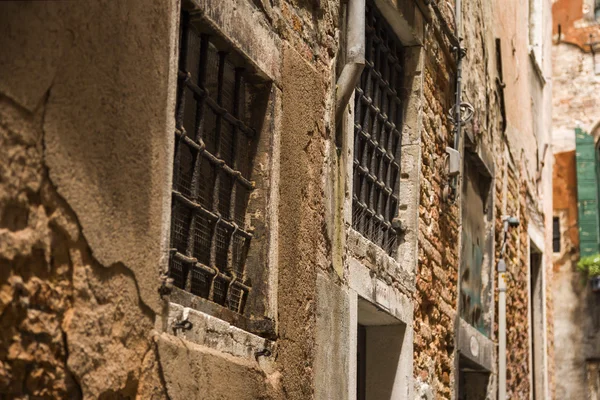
top-left (0, 1), bottom-right (176, 397)
top-left (0, 0), bottom-right (554, 399)
top-left (413, 0), bottom-right (554, 397)
top-left (413, 24), bottom-right (457, 398)
top-left (0, 0), bottom-right (334, 399)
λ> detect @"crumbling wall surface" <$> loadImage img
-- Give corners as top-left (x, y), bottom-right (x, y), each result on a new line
top-left (552, 42), bottom-right (600, 152)
top-left (277, 42), bottom-right (329, 400)
top-left (415, 0), bottom-right (553, 396)
top-left (413, 0), bottom-right (499, 397)
top-left (0, 79), bottom-right (167, 399)
top-left (0, 1), bottom-right (174, 398)
top-left (504, 164), bottom-right (533, 398)
top-left (413, 26), bottom-right (458, 399)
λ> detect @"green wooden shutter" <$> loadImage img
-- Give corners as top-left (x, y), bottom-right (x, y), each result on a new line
top-left (575, 128), bottom-right (600, 256)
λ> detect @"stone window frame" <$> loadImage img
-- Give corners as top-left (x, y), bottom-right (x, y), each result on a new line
top-left (346, 257), bottom-right (414, 399)
top-left (163, 0), bottom-right (282, 342)
top-left (351, 2), bottom-right (407, 256)
top-left (455, 144), bottom-right (496, 377)
top-left (340, 1), bottom-right (424, 398)
top-left (527, 224), bottom-right (550, 400)
top-left (343, 0), bottom-right (424, 283)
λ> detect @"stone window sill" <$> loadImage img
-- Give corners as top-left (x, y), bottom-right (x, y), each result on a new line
top-left (346, 227), bottom-right (415, 295)
top-left (166, 302), bottom-right (274, 362)
top-left (166, 287), bottom-right (276, 339)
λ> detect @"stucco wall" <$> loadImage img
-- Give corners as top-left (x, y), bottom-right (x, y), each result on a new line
top-left (0, 0), bottom-right (333, 398)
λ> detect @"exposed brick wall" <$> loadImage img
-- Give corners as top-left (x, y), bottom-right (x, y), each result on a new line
top-left (413, 0), bottom-right (553, 397)
top-left (553, 42), bottom-right (600, 151)
top-left (413, 26), bottom-right (458, 398)
top-left (504, 165), bottom-right (531, 398)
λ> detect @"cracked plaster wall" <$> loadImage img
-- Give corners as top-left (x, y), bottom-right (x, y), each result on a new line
top-left (0, 1), bottom-right (177, 398)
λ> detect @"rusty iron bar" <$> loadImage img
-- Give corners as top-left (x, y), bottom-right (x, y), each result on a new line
top-left (352, 0), bottom-right (404, 255)
top-left (169, 12), bottom-right (253, 314)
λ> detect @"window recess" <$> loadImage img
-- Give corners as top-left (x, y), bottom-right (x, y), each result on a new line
top-left (552, 217), bottom-right (561, 253)
top-left (169, 10), bottom-right (261, 316)
top-left (352, 0), bottom-right (405, 256)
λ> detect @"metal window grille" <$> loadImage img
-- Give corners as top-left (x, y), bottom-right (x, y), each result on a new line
top-left (169, 11), bottom-right (257, 314)
top-left (352, 1), bottom-right (404, 255)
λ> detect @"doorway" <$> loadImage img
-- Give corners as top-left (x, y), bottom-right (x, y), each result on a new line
top-left (530, 241), bottom-right (545, 399)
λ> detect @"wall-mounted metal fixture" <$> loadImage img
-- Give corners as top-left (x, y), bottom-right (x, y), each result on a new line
top-left (586, 34), bottom-right (600, 75)
top-left (448, 102), bottom-right (474, 126)
top-left (495, 39), bottom-right (507, 134)
top-left (446, 147), bottom-right (461, 177)
top-left (254, 348), bottom-right (272, 361)
top-left (392, 217), bottom-right (408, 235)
top-left (445, 0), bottom-right (467, 202)
top-left (172, 319), bottom-right (193, 332)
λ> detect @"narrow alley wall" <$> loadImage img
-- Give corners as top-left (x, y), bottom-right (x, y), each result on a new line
top-left (551, 0), bottom-right (600, 397)
top-left (414, 0), bottom-right (554, 397)
top-left (0, 0), bottom-right (554, 399)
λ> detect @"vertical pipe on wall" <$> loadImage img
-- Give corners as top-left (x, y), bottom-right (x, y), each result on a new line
top-left (498, 258), bottom-right (507, 400)
top-left (453, 0), bottom-right (462, 152)
top-left (498, 216), bottom-right (519, 399)
top-left (335, 0), bottom-right (366, 125)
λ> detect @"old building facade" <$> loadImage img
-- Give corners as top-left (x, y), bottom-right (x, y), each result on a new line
top-left (552, 0), bottom-right (600, 398)
top-left (0, 0), bottom-right (553, 399)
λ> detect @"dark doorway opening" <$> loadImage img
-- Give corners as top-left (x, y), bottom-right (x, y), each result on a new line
top-left (458, 356), bottom-right (490, 400)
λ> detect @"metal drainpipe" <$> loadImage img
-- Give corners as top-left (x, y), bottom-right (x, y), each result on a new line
top-left (335, 0), bottom-right (366, 125)
top-left (498, 243), bottom-right (508, 400)
top-left (498, 216), bottom-right (520, 400)
top-left (451, 0), bottom-right (465, 196)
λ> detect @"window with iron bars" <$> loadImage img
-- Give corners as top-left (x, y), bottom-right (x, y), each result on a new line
top-left (352, 1), bottom-right (404, 256)
top-left (169, 11), bottom-right (260, 315)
